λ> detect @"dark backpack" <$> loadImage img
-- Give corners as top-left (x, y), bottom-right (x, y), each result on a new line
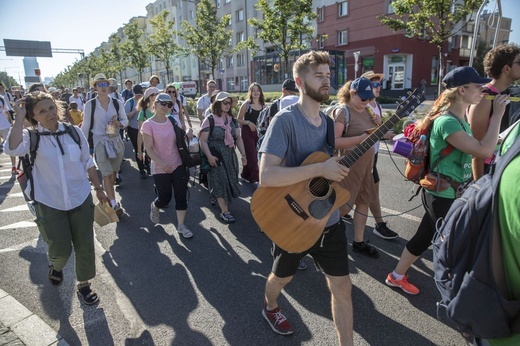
top-left (257, 99), bottom-right (280, 138)
top-left (432, 137), bottom-right (520, 339)
top-left (18, 124), bottom-right (82, 201)
top-left (87, 97), bottom-right (120, 149)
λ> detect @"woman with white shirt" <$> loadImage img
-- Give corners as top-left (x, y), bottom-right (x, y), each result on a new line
top-left (6, 92), bottom-right (108, 305)
top-left (82, 73), bottom-right (128, 215)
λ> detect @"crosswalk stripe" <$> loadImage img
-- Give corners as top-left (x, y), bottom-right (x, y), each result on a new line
top-left (0, 221), bottom-right (37, 230)
top-left (0, 175), bottom-right (14, 180)
top-left (1, 204), bottom-right (29, 212)
top-left (0, 192), bottom-right (24, 198)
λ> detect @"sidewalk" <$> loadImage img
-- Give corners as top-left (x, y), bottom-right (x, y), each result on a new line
top-left (0, 289), bottom-right (68, 346)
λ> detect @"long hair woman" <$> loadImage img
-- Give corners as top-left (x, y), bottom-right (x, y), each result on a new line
top-left (237, 82), bottom-right (265, 183)
top-left (6, 92), bottom-right (108, 305)
top-left (385, 66), bottom-right (509, 295)
top-left (136, 87), bottom-right (159, 177)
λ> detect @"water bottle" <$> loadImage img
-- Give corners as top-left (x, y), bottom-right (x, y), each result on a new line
top-left (409, 134), bottom-right (427, 164)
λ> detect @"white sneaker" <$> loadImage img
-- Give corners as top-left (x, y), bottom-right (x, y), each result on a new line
top-left (150, 202), bottom-right (160, 224)
top-left (177, 224), bottom-right (193, 239)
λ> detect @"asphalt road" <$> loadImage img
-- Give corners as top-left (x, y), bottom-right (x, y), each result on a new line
top-left (0, 121), bottom-right (467, 345)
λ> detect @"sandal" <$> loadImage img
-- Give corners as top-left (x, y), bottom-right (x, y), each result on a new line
top-left (48, 266), bottom-right (63, 286)
top-left (352, 241), bottom-right (379, 258)
top-left (77, 282), bottom-right (99, 305)
top-left (220, 212), bottom-right (235, 224)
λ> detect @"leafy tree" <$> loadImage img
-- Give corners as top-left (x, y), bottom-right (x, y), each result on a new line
top-left (248, 0), bottom-right (317, 77)
top-left (180, 0), bottom-right (245, 80)
top-left (379, 0), bottom-right (483, 95)
top-left (122, 21), bottom-right (150, 83)
top-left (0, 72), bottom-right (19, 88)
top-left (147, 10), bottom-right (183, 84)
top-left (108, 33), bottom-right (128, 85)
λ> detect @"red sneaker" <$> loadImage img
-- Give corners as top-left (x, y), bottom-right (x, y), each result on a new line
top-left (262, 305), bottom-right (294, 335)
top-left (385, 273), bottom-right (420, 295)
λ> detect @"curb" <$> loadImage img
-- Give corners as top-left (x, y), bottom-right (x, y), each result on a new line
top-left (0, 289), bottom-right (68, 346)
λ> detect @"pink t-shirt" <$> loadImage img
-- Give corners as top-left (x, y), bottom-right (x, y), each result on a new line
top-left (141, 118), bottom-right (182, 174)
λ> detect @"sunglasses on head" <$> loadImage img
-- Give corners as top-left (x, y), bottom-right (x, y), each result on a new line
top-left (96, 82), bottom-right (109, 88)
top-left (371, 82), bottom-right (381, 88)
top-left (158, 101), bottom-right (174, 108)
top-left (222, 100), bottom-right (232, 106)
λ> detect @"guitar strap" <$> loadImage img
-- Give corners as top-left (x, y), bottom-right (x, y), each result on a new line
top-left (324, 113), bottom-right (335, 156)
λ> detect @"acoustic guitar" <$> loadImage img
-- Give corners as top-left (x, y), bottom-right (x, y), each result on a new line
top-left (251, 90), bottom-right (426, 252)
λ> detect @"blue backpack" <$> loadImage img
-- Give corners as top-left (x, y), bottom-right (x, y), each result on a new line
top-left (432, 136), bottom-right (520, 339)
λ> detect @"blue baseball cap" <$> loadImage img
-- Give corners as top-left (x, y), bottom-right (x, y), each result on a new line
top-left (350, 77), bottom-right (375, 100)
top-left (442, 66), bottom-right (491, 88)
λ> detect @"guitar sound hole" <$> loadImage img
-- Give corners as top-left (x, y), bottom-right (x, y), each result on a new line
top-left (308, 178), bottom-right (331, 199)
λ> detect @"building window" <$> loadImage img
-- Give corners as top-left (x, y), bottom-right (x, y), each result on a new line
top-left (236, 32), bottom-right (244, 43)
top-left (227, 77), bottom-right (234, 90)
top-left (216, 0), bottom-right (221, 8)
top-left (317, 7), bottom-right (324, 22)
top-left (229, 37), bottom-right (233, 46)
top-left (338, 30), bottom-right (348, 46)
top-left (387, 0), bottom-right (395, 14)
top-left (318, 34), bottom-right (326, 49)
top-left (236, 9), bottom-right (244, 22)
top-left (225, 0), bottom-right (231, 3)
top-left (237, 54), bottom-right (245, 66)
top-left (227, 56), bottom-right (234, 68)
top-left (338, 1), bottom-right (348, 17)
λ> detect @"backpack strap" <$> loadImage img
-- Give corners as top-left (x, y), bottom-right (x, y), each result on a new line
top-left (332, 105), bottom-right (350, 137)
top-left (208, 114), bottom-right (215, 138)
top-left (325, 113), bottom-right (335, 155)
top-left (89, 98), bottom-right (96, 135)
top-left (63, 123), bottom-right (82, 149)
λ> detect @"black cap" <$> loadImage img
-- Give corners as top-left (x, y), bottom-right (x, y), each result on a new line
top-left (442, 66), bottom-right (491, 88)
top-left (282, 79), bottom-right (298, 93)
top-left (133, 84), bottom-right (143, 95)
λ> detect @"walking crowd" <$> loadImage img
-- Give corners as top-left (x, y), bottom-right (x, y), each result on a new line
top-left (1, 43), bottom-right (519, 345)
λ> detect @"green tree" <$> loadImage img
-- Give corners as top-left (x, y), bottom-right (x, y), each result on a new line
top-left (180, 0), bottom-right (245, 81)
top-left (248, 0), bottom-right (317, 77)
top-left (122, 21), bottom-right (149, 83)
top-left (147, 10), bottom-right (183, 84)
top-left (0, 72), bottom-right (19, 88)
top-left (108, 33), bottom-right (128, 85)
top-left (379, 0), bottom-right (483, 95)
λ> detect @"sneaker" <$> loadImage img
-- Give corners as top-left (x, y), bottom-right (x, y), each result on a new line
top-left (11, 167), bottom-right (19, 175)
top-left (341, 214), bottom-right (353, 222)
top-left (298, 260), bottom-right (307, 270)
top-left (262, 305), bottom-right (294, 335)
top-left (139, 170), bottom-right (148, 179)
top-left (220, 212), bottom-right (235, 223)
top-left (150, 202), bottom-right (160, 224)
top-left (177, 224), bottom-right (193, 239)
top-left (385, 273), bottom-right (420, 295)
top-left (113, 203), bottom-right (123, 217)
top-left (352, 241), bottom-right (379, 258)
top-left (373, 222), bottom-right (398, 240)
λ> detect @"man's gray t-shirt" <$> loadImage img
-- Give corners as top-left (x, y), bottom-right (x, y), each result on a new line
top-left (259, 104), bottom-right (340, 226)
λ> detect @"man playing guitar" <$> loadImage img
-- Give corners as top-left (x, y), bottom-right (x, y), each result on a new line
top-left (258, 51), bottom-right (353, 345)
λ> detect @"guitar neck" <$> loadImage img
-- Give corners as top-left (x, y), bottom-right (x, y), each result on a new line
top-left (339, 114), bottom-right (404, 168)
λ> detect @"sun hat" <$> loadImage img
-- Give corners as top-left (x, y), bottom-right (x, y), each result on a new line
top-left (214, 92), bottom-right (238, 107)
top-left (143, 87), bottom-right (160, 101)
top-left (91, 73), bottom-right (109, 87)
top-left (442, 66), bottom-right (491, 88)
top-left (108, 78), bottom-right (118, 88)
top-left (361, 71), bottom-right (385, 81)
top-left (350, 77), bottom-right (375, 100)
top-left (48, 87), bottom-right (58, 94)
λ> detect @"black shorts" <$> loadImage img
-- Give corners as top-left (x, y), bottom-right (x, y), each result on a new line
top-left (372, 152), bottom-right (380, 183)
top-left (271, 221), bottom-right (349, 278)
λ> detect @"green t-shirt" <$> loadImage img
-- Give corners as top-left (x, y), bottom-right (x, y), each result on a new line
top-left (137, 109), bottom-right (154, 122)
top-left (500, 122), bottom-right (520, 156)
top-left (427, 113), bottom-right (473, 199)
top-left (490, 154), bottom-right (520, 346)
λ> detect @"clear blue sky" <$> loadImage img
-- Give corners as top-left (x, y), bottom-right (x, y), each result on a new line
top-left (1, 0), bottom-right (519, 85)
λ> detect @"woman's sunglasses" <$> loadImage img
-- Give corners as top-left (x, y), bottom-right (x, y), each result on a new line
top-left (158, 101), bottom-right (174, 108)
top-left (96, 82), bottom-right (109, 88)
top-left (222, 101), bottom-right (232, 106)
top-left (371, 82), bottom-right (381, 88)
top-left (166, 90), bottom-right (177, 94)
